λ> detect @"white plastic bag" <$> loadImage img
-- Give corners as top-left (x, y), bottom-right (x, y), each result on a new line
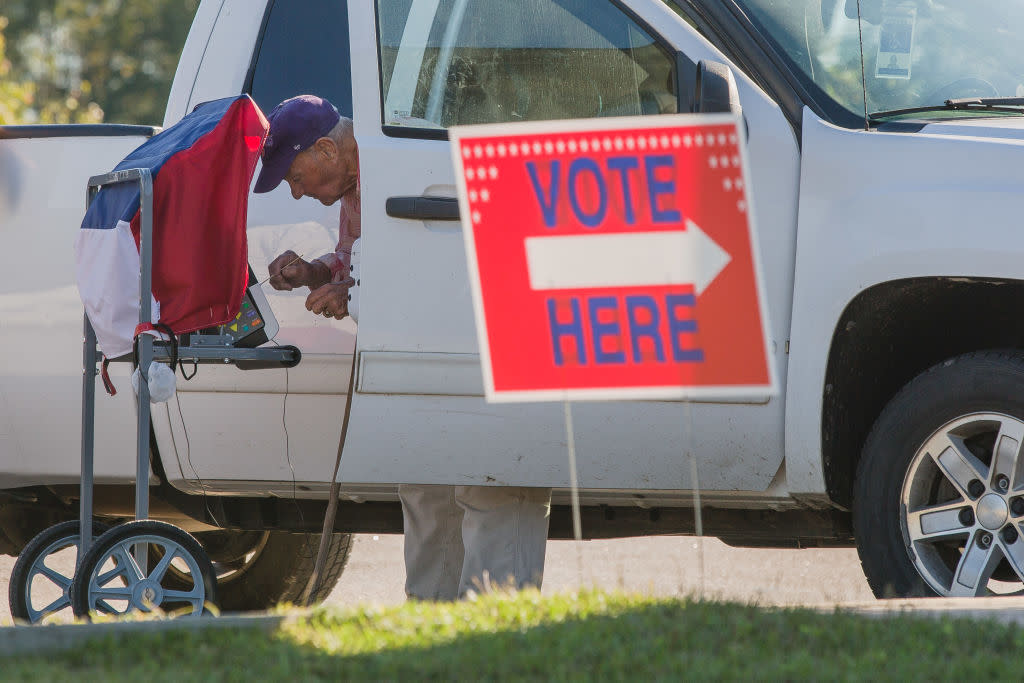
top-left (131, 361), bottom-right (177, 403)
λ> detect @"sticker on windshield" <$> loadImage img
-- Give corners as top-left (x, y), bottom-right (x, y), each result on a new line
top-left (875, 5), bottom-right (915, 80)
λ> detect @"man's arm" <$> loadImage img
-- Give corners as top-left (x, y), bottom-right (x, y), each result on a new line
top-left (304, 203), bottom-right (360, 319)
top-left (305, 276), bottom-right (355, 319)
top-left (267, 250), bottom-right (332, 291)
top-left (313, 200), bottom-right (360, 283)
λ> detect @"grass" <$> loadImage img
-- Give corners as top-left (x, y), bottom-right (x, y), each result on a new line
top-left (3, 590), bottom-right (1024, 681)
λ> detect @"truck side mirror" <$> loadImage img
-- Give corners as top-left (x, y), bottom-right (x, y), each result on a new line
top-left (694, 60), bottom-right (741, 116)
top-left (694, 60), bottom-right (748, 140)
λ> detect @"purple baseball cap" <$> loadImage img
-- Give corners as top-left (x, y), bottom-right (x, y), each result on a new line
top-left (253, 95), bottom-right (341, 193)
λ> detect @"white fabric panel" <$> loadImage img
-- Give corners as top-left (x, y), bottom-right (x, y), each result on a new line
top-left (74, 220), bottom-right (144, 358)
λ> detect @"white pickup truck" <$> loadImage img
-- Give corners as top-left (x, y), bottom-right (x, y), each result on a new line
top-left (3, 0), bottom-right (1024, 606)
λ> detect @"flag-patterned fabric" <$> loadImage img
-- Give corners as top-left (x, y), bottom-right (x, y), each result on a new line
top-left (75, 95), bottom-right (268, 358)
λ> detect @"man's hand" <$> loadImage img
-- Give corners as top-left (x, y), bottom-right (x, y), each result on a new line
top-left (267, 250), bottom-right (331, 291)
top-left (305, 278), bottom-right (355, 320)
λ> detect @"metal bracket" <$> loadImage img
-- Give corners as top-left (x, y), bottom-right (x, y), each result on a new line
top-left (189, 334), bottom-right (236, 348)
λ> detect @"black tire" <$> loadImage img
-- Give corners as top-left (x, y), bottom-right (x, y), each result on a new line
top-left (196, 531), bottom-right (352, 612)
top-left (854, 351), bottom-right (1024, 598)
top-left (70, 520), bottom-right (217, 618)
top-left (9, 520), bottom-right (109, 623)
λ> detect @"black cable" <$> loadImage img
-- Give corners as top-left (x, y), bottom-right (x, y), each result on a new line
top-left (855, 0), bottom-right (870, 131)
top-left (175, 388), bottom-right (220, 529)
top-left (171, 317), bottom-right (312, 566)
top-left (179, 356), bottom-right (198, 381)
top-left (273, 337), bottom-right (314, 560)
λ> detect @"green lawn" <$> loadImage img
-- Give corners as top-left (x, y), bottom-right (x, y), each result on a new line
top-left (3, 591), bottom-right (1023, 681)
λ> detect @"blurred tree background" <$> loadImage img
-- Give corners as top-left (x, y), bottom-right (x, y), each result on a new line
top-left (0, 0), bottom-right (200, 124)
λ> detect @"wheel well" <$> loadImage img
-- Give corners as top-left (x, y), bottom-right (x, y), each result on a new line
top-left (822, 277), bottom-right (1024, 509)
top-left (0, 490), bottom-right (74, 555)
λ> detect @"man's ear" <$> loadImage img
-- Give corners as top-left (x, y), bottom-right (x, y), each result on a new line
top-left (313, 136), bottom-right (338, 160)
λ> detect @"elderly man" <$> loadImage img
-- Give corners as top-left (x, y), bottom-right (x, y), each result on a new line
top-left (255, 95), bottom-right (551, 600)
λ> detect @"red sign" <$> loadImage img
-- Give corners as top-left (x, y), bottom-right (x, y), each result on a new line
top-left (450, 115), bottom-right (775, 402)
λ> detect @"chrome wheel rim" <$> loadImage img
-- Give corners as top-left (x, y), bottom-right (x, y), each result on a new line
top-left (85, 534), bottom-right (207, 616)
top-left (902, 412), bottom-right (1024, 596)
top-left (160, 531), bottom-right (270, 587)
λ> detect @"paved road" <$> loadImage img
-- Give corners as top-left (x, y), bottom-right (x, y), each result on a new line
top-left (0, 534), bottom-right (875, 625)
top-left (329, 534), bottom-right (875, 606)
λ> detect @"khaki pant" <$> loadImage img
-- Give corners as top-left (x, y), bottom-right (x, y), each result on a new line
top-left (399, 484), bottom-right (551, 600)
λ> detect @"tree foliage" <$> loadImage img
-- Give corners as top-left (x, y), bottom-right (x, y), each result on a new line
top-left (0, 17), bottom-right (38, 124)
top-left (0, 0), bottom-right (200, 125)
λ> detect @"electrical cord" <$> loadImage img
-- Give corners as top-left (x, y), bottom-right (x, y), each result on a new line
top-left (272, 337), bottom-right (315, 561)
top-left (301, 343), bottom-right (357, 606)
top-left (173, 388), bottom-right (220, 530)
top-left (167, 310), bottom-right (326, 585)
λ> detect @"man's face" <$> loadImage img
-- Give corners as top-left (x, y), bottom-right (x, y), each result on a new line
top-left (283, 138), bottom-right (356, 206)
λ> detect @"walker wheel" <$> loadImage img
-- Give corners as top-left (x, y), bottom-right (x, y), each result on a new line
top-left (9, 520), bottom-right (110, 623)
top-left (70, 520), bottom-right (218, 619)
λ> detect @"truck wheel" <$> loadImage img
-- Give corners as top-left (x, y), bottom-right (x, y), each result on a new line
top-left (854, 351), bottom-right (1024, 598)
top-left (160, 530), bottom-right (353, 611)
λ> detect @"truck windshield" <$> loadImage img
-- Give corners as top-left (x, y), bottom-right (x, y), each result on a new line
top-left (732, 0), bottom-right (1024, 122)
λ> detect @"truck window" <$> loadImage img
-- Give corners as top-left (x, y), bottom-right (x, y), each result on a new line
top-left (725, 0), bottom-right (1024, 127)
top-left (247, 0), bottom-right (353, 118)
top-left (377, 0), bottom-right (677, 132)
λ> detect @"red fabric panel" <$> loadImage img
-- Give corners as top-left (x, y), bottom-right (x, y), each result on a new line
top-left (131, 97), bottom-right (268, 334)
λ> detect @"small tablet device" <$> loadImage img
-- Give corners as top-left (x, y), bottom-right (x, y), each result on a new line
top-left (191, 266), bottom-right (280, 347)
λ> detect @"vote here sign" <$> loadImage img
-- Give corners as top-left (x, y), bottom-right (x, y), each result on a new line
top-left (450, 114), bottom-right (775, 403)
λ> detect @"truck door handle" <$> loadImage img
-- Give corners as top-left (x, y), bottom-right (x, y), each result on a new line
top-left (385, 196), bottom-right (460, 221)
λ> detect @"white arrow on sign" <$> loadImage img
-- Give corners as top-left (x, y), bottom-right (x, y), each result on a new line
top-left (524, 219), bottom-right (731, 295)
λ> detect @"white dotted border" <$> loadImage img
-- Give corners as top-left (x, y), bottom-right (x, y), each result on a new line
top-left (460, 124), bottom-right (748, 221)
top-left (462, 125), bottom-right (739, 161)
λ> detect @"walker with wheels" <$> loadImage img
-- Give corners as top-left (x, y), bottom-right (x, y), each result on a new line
top-left (9, 96), bottom-right (300, 623)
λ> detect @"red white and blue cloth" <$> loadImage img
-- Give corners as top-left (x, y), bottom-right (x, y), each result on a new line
top-left (75, 95), bottom-right (267, 358)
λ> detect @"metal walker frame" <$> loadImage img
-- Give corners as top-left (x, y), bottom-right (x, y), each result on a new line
top-left (68, 168), bottom-right (299, 615)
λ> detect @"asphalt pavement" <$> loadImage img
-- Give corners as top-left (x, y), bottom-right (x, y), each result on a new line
top-left (327, 534), bottom-right (876, 606)
top-left (11, 536), bottom-right (1024, 658)
top-left (0, 533), bottom-right (877, 628)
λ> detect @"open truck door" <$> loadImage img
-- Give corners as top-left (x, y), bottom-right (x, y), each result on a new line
top-left (342, 0), bottom-right (800, 494)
